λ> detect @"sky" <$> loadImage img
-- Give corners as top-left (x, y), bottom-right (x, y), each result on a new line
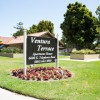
top-left (0, 0), bottom-right (100, 39)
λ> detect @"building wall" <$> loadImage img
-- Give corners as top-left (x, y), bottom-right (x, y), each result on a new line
top-left (9, 43), bottom-right (23, 49)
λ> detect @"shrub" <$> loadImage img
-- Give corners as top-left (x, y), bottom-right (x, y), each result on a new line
top-left (1, 47), bottom-right (22, 53)
top-left (95, 50), bottom-right (100, 54)
top-left (71, 49), bottom-right (96, 54)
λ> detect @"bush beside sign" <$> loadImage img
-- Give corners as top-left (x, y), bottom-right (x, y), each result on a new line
top-left (27, 36), bottom-right (57, 64)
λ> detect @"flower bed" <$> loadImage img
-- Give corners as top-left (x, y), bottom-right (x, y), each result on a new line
top-left (12, 67), bottom-right (72, 81)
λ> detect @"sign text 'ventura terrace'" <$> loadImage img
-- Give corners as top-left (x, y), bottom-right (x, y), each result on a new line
top-left (27, 36), bottom-right (57, 64)
top-left (31, 37), bottom-right (50, 44)
top-left (31, 37), bottom-right (54, 52)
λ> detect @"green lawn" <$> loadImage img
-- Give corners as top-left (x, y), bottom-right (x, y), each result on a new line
top-left (0, 56), bottom-right (100, 100)
top-left (59, 55), bottom-right (70, 58)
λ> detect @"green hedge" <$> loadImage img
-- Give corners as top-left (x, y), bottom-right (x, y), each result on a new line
top-left (0, 47), bottom-right (23, 53)
top-left (71, 49), bottom-right (96, 54)
top-left (95, 50), bottom-right (100, 54)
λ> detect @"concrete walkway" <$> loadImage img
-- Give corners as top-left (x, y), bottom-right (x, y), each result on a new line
top-left (0, 88), bottom-right (39, 100)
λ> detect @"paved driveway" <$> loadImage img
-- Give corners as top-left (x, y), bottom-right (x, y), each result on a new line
top-left (0, 88), bottom-right (39, 100)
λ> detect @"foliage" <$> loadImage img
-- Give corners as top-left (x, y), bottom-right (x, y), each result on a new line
top-left (97, 27), bottom-right (100, 33)
top-left (0, 57), bottom-right (100, 100)
top-left (94, 6), bottom-right (100, 46)
top-left (60, 2), bottom-right (99, 50)
top-left (13, 22), bottom-right (24, 37)
top-left (13, 30), bottom-right (24, 37)
top-left (93, 17), bottom-right (100, 30)
top-left (95, 50), bottom-right (100, 54)
top-left (96, 6), bottom-right (100, 21)
top-left (37, 20), bottom-right (54, 34)
top-left (0, 47), bottom-right (22, 53)
top-left (71, 49), bottom-right (96, 54)
top-left (95, 44), bottom-right (100, 54)
top-left (61, 34), bottom-right (75, 50)
top-left (13, 20), bottom-right (54, 36)
top-left (28, 20), bottom-right (54, 35)
top-left (27, 24), bottom-right (37, 34)
top-left (14, 22), bottom-right (23, 30)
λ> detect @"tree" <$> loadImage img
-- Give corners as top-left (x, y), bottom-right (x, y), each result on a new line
top-left (61, 34), bottom-right (75, 49)
top-left (13, 22), bottom-right (24, 37)
top-left (95, 6), bottom-right (100, 34)
top-left (95, 6), bottom-right (100, 46)
top-left (60, 2), bottom-right (99, 50)
top-left (37, 20), bottom-right (54, 34)
top-left (28, 20), bottom-right (54, 35)
top-left (28, 25), bottom-right (37, 34)
top-left (96, 6), bottom-right (100, 21)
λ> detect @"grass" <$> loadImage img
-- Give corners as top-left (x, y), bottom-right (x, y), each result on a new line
top-left (0, 56), bottom-right (100, 100)
top-left (59, 55), bottom-right (70, 58)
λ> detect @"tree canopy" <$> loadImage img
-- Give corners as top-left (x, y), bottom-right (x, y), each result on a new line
top-left (96, 6), bottom-right (100, 21)
top-left (28, 20), bottom-right (54, 35)
top-left (60, 2), bottom-right (99, 50)
top-left (95, 6), bottom-right (100, 34)
top-left (13, 22), bottom-right (24, 37)
top-left (94, 6), bottom-right (100, 46)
